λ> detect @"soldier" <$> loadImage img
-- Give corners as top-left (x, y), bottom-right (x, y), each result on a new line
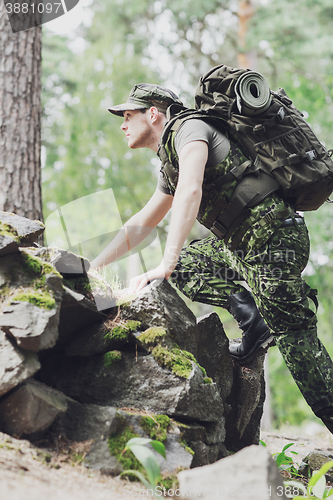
top-left (91, 83), bottom-right (333, 433)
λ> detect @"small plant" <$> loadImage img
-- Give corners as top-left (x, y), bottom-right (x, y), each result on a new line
top-left (120, 437), bottom-right (166, 499)
top-left (285, 459), bottom-right (333, 499)
top-left (273, 443), bottom-right (301, 478)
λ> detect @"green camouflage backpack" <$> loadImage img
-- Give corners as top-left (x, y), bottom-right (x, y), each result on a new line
top-left (194, 64), bottom-right (333, 211)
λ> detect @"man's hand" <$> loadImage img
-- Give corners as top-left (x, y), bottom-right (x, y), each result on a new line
top-left (128, 261), bottom-right (167, 293)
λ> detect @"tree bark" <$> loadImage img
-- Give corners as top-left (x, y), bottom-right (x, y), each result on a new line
top-left (237, 0), bottom-right (255, 69)
top-left (0, 3), bottom-right (43, 222)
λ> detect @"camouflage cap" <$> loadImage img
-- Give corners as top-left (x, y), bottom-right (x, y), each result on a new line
top-left (108, 83), bottom-right (183, 116)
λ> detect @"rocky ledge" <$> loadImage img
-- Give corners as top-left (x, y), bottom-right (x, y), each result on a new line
top-left (0, 211), bottom-right (268, 480)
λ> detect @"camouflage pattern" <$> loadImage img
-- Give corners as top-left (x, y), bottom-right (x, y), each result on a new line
top-left (108, 83), bottom-right (183, 116)
top-left (159, 115), bottom-right (292, 250)
top-left (160, 117), bottom-right (333, 417)
top-left (171, 222), bottom-right (333, 413)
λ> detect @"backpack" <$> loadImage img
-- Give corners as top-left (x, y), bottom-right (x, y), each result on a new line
top-left (194, 64), bottom-right (333, 212)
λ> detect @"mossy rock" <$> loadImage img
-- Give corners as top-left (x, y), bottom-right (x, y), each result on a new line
top-left (104, 320), bottom-right (141, 343)
top-left (0, 249), bottom-right (62, 310)
top-left (107, 416), bottom-right (144, 481)
top-left (10, 289), bottom-right (56, 310)
top-left (0, 222), bottom-right (20, 241)
top-left (103, 350), bottom-right (122, 368)
top-left (139, 414), bottom-right (171, 442)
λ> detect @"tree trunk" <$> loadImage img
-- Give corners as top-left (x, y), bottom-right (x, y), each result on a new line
top-left (0, 3), bottom-right (43, 222)
top-left (237, 0), bottom-right (256, 69)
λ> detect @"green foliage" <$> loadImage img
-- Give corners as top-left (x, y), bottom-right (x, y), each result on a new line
top-left (103, 350), bottom-right (122, 368)
top-left (11, 289), bottom-right (56, 310)
top-left (285, 460), bottom-right (333, 499)
top-left (139, 415), bottom-right (171, 442)
top-left (105, 320), bottom-right (141, 342)
top-left (120, 437), bottom-right (166, 498)
top-left (273, 443), bottom-right (301, 478)
top-left (137, 327), bottom-right (167, 347)
top-left (151, 345), bottom-right (193, 379)
top-left (108, 420), bottom-right (143, 476)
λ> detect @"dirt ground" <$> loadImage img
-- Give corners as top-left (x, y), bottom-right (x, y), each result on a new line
top-left (1, 426), bottom-right (333, 500)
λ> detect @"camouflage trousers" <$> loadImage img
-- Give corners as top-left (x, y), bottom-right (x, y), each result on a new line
top-left (171, 222), bottom-right (333, 413)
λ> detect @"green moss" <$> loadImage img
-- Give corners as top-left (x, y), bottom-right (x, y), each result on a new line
top-left (108, 418), bottom-right (144, 480)
top-left (203, 377), bottom-right (213, 384)
top-left (180, 438), bottom-right (195, 456)
top-left (137, 327), bottom-right (167, 348)
top-left (11, 290), bottom-right (56, 310)
top-left (104, 320), bottom-right (141, 342)
top-left (159, 473), bottom-right (180, 491)
top-left (151, 345), bottom-right (193, 379)
top-left (0, 222), bottom-right (20, 241)
top-left (103, 350), bottom-right (122, 368)
top-left (20, 252), bottom-right (43, 276)
top-left (139, 415), bottom-right (171, 442)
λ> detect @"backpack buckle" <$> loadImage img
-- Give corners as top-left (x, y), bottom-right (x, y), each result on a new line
top-left (277, 107), bottom-right (285, 121)
top-left (211, 220), bottom-right (227, 239)
top-left (305, 150), bottom-right (317, 161)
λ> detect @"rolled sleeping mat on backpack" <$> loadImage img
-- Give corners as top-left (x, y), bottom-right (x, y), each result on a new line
top-left (235, 71), bottom-right (272, 116)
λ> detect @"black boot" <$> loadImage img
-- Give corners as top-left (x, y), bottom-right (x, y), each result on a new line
top-left (226, 290), bottom-right (273, 363)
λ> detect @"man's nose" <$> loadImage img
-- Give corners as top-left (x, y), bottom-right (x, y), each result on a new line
top-left (120, 121), bottom-right (126, 131)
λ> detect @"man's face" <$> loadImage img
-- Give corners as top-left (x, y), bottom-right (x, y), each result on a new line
top-left (120, 109), bottom-right (153, 149)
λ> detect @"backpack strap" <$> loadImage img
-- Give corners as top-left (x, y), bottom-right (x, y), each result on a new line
top-left (210, 172), bottom-right (280, 242)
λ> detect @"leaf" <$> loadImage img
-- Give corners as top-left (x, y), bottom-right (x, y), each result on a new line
top-left (308, 461), bottom-right (333, 491)
top-left (150, 440), bottom-right (166, 459)
top-left (120, 470), bottom-right (158, 498)
top-left (311, 473), bottom-right (327, 499)
top-left (324, 488), bottom-right (333, 498)
top-left (283, 481), bottom-right (307, 497)
top-left (282, 443), bottom-right (295, 453)
top-left (126, 437), bottom-right (153, 447)
top-left (127, 444), bottom-right (160, 485)
top-left (259, 440), bottom-right (267, 447)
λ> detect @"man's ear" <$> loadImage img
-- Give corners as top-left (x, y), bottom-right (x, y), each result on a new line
top-left (149, 106), bottom-right (160, 124)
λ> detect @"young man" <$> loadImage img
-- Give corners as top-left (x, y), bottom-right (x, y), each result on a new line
top-left (91, 83), bottom-right (333, 433)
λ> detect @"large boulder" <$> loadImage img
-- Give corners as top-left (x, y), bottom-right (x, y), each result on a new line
top-left (37, 350), bottom-right (224, 422)
top-left (0, 330), bottom-right (40, 397)
top-left (178, 444), bottom-right (287, 500)
top-left (0, 379), bottom-right (68, 438)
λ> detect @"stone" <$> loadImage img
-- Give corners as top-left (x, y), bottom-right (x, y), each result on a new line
top-left (178, 444), bottom-right (287, 500)
top-left (225, 344), bottom-right (266, 452)
top-left (51, 398), bottom-right (119, 442)
top-left (0, 300), bottom-right (61, 352)
top-left (37, 351), bottom-right (224, 423)
top-left (195, 312), bottom-right (233, 401)
top-left (121, 280), bottom-right (197, 352)
top-left (57, 286), bottom-right (108, 344)
top-left (113, 411), bottom-right (194, 475)
top-left (35, 247), bottom-right (90, 274)
top-left (51, 402), bottom-right (193, 475)
top-left (0, 211), bottom-right (44, 245)
top-left (64, 321), bottom-right (138, 357)
top-left (0, 233), bottom-right (20, 257)
top-left (299, 451), bottom-right (333, 482)
top-left (0, 379), bottom-right (68, 438)
top-left (0, 330), bottom-right (40, 397)
top-left (85, 439), bottom-right (122, 476)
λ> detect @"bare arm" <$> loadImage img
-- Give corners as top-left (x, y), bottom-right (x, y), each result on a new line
top-left (91, 188), bottom-right (173, 270)
top-left (130, 140), bottom-right (208, 291)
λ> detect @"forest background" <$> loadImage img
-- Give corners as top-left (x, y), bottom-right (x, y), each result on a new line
top-left (41, 0), bottom-right (333, 430)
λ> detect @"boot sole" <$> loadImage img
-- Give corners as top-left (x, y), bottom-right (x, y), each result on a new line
top-left (230, 331), bottom-right (275, 364)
